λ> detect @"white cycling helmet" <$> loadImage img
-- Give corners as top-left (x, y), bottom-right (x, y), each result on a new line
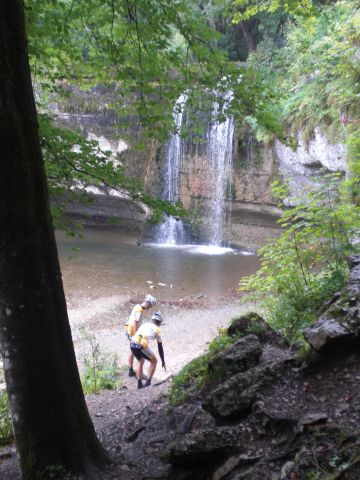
top-left (144, 294), bottom-right (157, 306)
top-left (152, 311), bottom-right (164, 323)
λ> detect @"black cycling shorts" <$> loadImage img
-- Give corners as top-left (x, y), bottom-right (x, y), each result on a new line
top-left (130, 344), bottom-right (152, 362)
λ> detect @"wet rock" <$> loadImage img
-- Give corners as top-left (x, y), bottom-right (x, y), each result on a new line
top-left (208, 334), bottom-right (262, 378)
top-left (164, 427), bottom-right (239, 466)
top-left (304, 255), bottom-right (360, 352)
top-left (203, 358), bottom-right (298, 421)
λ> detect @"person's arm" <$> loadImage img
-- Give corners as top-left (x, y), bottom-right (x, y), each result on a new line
top-left (157, 342), bottom-right (166, 370)
top-left (133, 309), bottom-right (142, 332)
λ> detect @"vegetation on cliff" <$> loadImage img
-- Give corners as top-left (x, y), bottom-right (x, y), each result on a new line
top-left (240, 175), bottom-right (360, 342)
top-left (239, 0), bottom-right (360, 342)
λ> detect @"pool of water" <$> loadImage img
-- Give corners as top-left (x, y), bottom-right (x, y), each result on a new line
top-left (56, 228), bottom-right (260, 302)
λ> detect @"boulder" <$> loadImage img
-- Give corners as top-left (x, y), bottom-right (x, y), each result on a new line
top-left (228, 312), bottom-right (287, 347)
top-left (304, 254), bottom-right (360, 352)
top-left (303, 318), bottom-right (350, 351)
top-left (208, 334), bottom-right (262, 378)
top-left (203, 358), bottom-right (298, 421)
top-left (164, 427), bottom-right (239, 466)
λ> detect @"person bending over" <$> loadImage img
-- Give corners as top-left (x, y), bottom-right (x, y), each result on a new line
top-left (130, 311), bottom-right (166, 389)
top-left (125, 294), bottom-right (157, 377)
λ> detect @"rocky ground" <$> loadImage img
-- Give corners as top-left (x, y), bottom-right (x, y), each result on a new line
top-left (1, 256), bottom-right (360, 479)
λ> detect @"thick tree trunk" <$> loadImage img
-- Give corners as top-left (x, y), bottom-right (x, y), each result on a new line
top-left (0, 2), bottom-right (108, 478)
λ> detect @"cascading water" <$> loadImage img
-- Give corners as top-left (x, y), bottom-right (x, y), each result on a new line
top-left (155, 91), bottom-right (234, 248)
top-left (204, 92), bottom-right (234, 246)
top-left (155, 94), bottom-right (188, 245)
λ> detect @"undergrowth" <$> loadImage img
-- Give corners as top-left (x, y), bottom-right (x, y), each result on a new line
top-left (80, 329), bottom-right (122, 394)
top-left (0, 391), bottom-right (12, 446)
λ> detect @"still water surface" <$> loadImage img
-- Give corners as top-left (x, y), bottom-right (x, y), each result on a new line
top-left (56, 228), bottom-right (260, 301)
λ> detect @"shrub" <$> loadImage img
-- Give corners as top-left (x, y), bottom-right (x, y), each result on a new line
top-left (80, 329), bottom-right (122, 394)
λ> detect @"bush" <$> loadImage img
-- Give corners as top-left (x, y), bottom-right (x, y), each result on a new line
top-left (80, 329), bottom-right (122, 394)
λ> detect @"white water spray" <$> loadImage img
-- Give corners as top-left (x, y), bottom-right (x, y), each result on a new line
top-left (155, 91), bottom-right (234, 248)
top-left (155, 94), bottom-right (188, 245)
top-left (205, 91), bottom-right (234, 245)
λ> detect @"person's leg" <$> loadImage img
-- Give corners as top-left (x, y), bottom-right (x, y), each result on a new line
top-left (136, 358), bottom-right (145, 389)
top-left (130, 346), bottom-right (144, 387)
top-left (144, 355), bottom-right (157, 387)
top-left (128, 351), bottom-right (136, 376)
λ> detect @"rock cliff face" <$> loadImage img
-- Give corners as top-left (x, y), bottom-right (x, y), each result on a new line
top-left (274, 129), bottom-right (347, 204)
top-left (51, 86), bottom-right (348, 248)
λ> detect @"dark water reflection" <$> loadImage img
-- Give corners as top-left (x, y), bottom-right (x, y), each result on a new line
top-left (56, 229), bottom-right (260, 301)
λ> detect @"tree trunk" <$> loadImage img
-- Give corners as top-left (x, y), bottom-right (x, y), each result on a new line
top-left (0, 2), bottom-right (108, 478)
top-left (239, 21), bottom-right (257, 52)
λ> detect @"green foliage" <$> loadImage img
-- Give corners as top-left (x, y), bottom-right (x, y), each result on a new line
top-left (248, 0), bottom-right (360, 146)
top-left (0, 391), bottom-right (13, 446)
top-left (80, 329), bottom-right (122, 394)
top-left (25, 0), bottom-right (231, 138)
top-left (233, 0), bottom-right (317, 22)
top-left (241, 2), bottom-right (360, 342)
top-left (39, 113), bottom-right (187, 229)
top-left (168, 327), bottom-right (241, 404)
top-left (281, 1), bottom-right (359, 135)
top-left (240, 175), bottom-right (360, 343)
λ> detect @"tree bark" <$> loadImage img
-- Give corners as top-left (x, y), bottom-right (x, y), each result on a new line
top-left (0, 2), bottom-right (108, 478)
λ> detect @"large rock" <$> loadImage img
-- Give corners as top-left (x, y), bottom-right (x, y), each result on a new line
top-left (164, 427), bottom-right (239, 466)
top-left (227, 312), bottom-right (288, 347)
top-left (304, 255), bottom-right (360, 352)
top-left (203, 358), bottom-right (298, 421)
top-left (208, 334), bottom-right (262, 378)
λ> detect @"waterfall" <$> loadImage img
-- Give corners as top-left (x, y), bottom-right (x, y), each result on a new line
top-left (155, 94), bottom-right (188, 245)
top-left (205, 92), bottom-right (234, 246)
top-left (155, 91), bottom-right (234, 247)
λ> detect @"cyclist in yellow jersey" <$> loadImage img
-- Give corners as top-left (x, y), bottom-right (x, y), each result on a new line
top-left (130, 311), bottom-right (166, 389)
top-left (125, 294), bottom-right (157, 377)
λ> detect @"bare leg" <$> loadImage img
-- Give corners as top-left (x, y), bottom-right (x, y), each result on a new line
top-left (147, 356), bottom-right (157, 381)
top-left (136, 357), bottom-right (145, 380)
top-left (128, 351), bottom-right (134, 369)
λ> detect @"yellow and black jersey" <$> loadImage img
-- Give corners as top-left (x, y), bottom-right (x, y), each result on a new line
top-left (125, 304), bottom-right (145, 336)
top-left (132, 322), bottom-right (162, 350)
